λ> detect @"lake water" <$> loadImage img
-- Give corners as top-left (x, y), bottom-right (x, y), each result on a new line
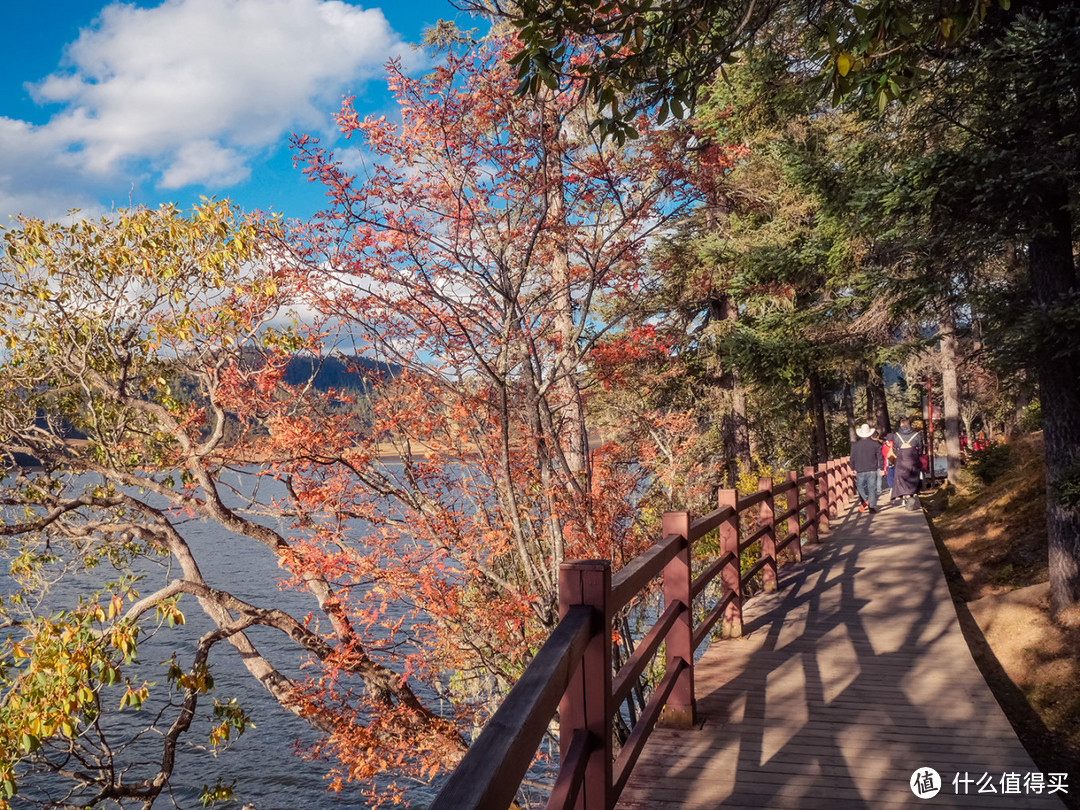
top-left (4, 467), bottom-right (445, 810)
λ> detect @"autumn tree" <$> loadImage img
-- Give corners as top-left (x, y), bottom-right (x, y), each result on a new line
top-left (288, 28), bottom-right (703, 686)
top-left (0, 202), bottom-right (465, 808)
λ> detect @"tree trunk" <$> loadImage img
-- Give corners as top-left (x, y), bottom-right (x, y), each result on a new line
top-left (704, 184), bottom-right (753, 487)
top-left (808, 369), bottom-right (829, 465)
top-left (867, 365), bottom-right (892, 437)
top-left (842, 380), bottom-right (857, 444)
top-left (864, 371), bottom-right (874, 424)
top-left (708, 291), bottom-right (753, 487)
top-left (939, 310), bottom-right (963, 487)
top-left (539, 87), bottom-right (589, 485)
top-left (1030, 178), bottom-right (1080, 611)
top-left (721, 295), bottom-right (756, 475)
top-left (1012, 377), bottom-right (1034, 439)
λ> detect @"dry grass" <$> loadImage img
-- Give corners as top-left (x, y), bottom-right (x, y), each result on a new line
top-left (927, 433), bottom-right (1080, 795)
top-left (933, 435), bottom-right (1048, 598)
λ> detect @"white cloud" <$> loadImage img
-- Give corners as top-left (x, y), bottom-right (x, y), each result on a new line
top-left (0, 117), bottom-right (106, 223)
top-left (159, 140), bottom-right (250, 189)
top-left (2, 0), bottom-right (419, 219)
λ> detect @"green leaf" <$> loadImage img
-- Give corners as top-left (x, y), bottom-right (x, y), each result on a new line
top-left (657, 100), bottom-right (669, 125)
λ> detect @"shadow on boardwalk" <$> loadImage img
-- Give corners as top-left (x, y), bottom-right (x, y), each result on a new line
top-left (616, 497), bottom-right (1068, 809)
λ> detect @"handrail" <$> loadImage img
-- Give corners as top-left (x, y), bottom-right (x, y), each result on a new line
top-left (432, 606), bottom-right (594, 810)
top-left (736, 488), bottom-right (771, 511)
top-left (430, 457), bottom-right (854, 810)
top-left (687, 504), bottom-right (735, 543)
top-left (609, 532), bottom-right (683, 613)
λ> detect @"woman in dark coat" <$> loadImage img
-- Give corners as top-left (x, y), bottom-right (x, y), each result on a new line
top-left (890, 417), bottom-right (923, 504)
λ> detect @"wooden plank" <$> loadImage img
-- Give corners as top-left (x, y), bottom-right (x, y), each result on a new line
top-left (738, 488), bottom-right (770, 510)
top-left (616, 498), bottom-right (1051, 810)
top-left (692, 591), bottom-right (734, 650)
top-left (611, 659), bottom-right (687, 799)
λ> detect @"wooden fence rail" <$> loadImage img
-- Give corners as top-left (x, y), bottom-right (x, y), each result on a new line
top-left (431, 457), bottom-right (854, 810)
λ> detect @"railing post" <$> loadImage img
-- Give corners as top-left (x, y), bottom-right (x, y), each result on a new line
top-left (827, 460), bottom-right (839, 518)
top-left (758, 477), bottom-right (777, 592)
top-left (558, 560), bottom-right (612, 810)
top-left (659, 511), bottom-right (695, 728)
top-left (718, 488), bottom-right (741, 637)
top-left (785, 470), bottom-right (802, 562)
top-left (803, 466), bottom-right (819, 545)
top-left (844, 456), bottom-right (854, 501)
top-left (817, 462), bottom-right (831, 533)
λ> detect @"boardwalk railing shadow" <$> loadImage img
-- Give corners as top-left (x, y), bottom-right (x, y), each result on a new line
top-left (615, 500), bottom-right (1060, 809)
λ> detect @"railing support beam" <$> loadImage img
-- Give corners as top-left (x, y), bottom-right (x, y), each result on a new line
top-left (758, 478), bottom-right (777, 592)
top-left (658, 511), bottom-right (695, 728)
top-left (804, 465), bottom-right (819, 545)
top-left (828, 460), bottom-right (840, 518)
top-left (558, 560), bottom-right (612, 810)
top-left (817, 462), bottom-right (831, 534)
top-left (718, 489), bottom-right (741, 638)
top-left (785, 470), bottom-right (802, 562)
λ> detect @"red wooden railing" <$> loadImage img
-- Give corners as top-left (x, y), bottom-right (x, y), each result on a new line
top-left (431, 457), bottom-right (854, 810)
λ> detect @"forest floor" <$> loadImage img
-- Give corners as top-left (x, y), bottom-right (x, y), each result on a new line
top-left (923, 432), bottom-right (1080, 808)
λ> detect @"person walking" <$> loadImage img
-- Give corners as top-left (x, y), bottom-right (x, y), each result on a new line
top-left (851, 423), bottom-right (883, 513)
top-left (881, 436), bottom-right (895, 491)
top-left (890, 416), bottom-right (923, 509)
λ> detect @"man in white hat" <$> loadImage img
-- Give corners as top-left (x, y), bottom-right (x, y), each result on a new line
top-left (851, 423), bottom-right (883, 513)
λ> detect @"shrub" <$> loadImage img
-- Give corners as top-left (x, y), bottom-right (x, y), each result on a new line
top-left (1019, 399), bottom-right (1043, 432)
top-left (970, 444), bottom-right (1015, 484)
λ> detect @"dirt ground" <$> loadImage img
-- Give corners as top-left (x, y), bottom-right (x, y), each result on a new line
top-left (924, 434), bottom-right (1080, 808)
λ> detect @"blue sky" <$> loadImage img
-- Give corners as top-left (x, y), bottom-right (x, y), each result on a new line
top-left (1, 0), bottom-right (476, 225)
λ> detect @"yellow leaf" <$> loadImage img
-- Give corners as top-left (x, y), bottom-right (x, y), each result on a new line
top-left (836, 52), bottom-right (852, 77)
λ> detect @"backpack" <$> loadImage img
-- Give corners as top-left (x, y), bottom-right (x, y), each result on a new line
top-left (896, 432), bottom-right (919, 450)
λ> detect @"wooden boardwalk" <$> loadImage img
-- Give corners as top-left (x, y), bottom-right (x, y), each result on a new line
top-left (616, 496), bottom-right (1066, 809)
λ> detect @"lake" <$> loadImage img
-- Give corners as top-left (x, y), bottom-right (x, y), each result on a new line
top-left (3, 466), bottom-right (447, 810)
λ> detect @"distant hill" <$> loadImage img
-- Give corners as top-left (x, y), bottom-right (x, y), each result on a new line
top-left (282, 353), bottom-right (401, 393)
